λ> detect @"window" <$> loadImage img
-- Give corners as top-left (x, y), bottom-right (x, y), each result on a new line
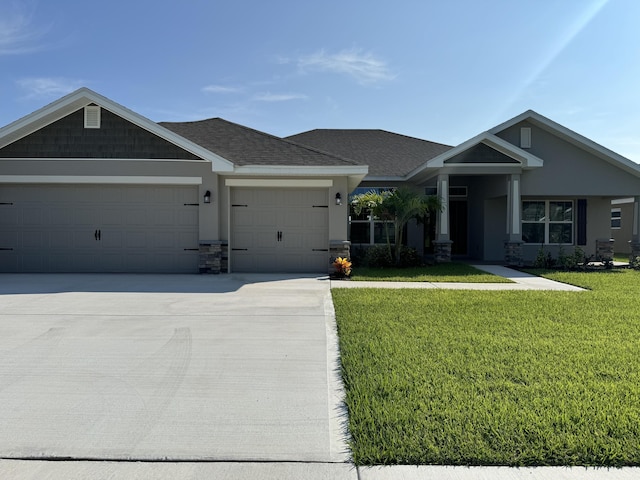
top-left (611, 208), bottom-right (621, 229)
top-left (522, 200), bottom-right (573, 244)
top-left (349, 187), bottom-right (395, 244)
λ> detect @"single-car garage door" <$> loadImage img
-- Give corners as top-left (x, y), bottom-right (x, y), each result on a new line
top-left (0, 184), bottom-right (199, 273)
top-left (231, 188), bottom-right (329, 273)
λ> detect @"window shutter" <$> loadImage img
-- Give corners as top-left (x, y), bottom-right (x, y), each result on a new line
top-left (577, 199), bottom-right (587, 245)
top-left (84, 106), bottom-right (101, 128)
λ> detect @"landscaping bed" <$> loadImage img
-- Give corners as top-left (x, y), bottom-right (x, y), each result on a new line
top-left (332, 269), bottom-right (640, 466)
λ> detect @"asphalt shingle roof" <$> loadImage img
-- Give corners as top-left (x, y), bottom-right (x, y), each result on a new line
top-left (286, 129), bottom-right (453, 177)
top-left (160, 118), bottom-right (361, 167)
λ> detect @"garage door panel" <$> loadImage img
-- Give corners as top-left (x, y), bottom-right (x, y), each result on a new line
top-left (231, 188), bottom-right (329, 273)
top-left (0, 185), bottom-right (199, 273)
top-left (73, 230), bottom-right (98, 248)
top-left (178, 209), bottom-right (199, 226)
top-left (72, 207), bottom-right (96, 226)
top-left (0, 206), bottom-right (17, 226)
top-left (22, 207), bottom-right (44, 225)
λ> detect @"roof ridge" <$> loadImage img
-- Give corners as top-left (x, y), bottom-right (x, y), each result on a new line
top-left (287, 128), bottom-right (454, 149)
top-left (162, 117), bottom-right (364, 167)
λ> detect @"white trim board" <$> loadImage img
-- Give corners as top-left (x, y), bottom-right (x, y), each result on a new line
top-left (225, 178), bottom-right (333, 187)
top-left (0, 175), bottom-right (203, 185)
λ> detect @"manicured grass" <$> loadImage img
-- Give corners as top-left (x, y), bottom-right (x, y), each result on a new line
top-left (332, 269), bottom-right (640, 466)
top-left (351, 263), bottom-right (512, 283)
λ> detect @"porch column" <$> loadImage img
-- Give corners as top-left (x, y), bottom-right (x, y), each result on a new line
top-left (504, 174), bottom-right (523, 266)
top-left (631, 196), bottom-right (640, 261)
top-left (434, 174), bottom-right (452, 262)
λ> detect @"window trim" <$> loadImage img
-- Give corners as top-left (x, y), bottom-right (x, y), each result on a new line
top-left (522, 199), bottom-right (574, 245)
top-left (611, 208), bottom-right (622, 230)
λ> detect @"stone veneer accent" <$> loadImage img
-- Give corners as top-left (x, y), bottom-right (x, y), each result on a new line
top-left (595, 238), bottom-right (614, 262)
top-left (504, 241), bottom-right (524, 267)
top-left (433, 240), bottom-right (453, 263)
top-left (199, 241), bottom-right (228, 274)
top-left (631, 242), bottom-right (640, 262)
top-left (329, 240), bottom-right (351, 275)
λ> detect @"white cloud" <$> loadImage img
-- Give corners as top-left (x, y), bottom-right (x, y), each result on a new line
top-left (252, 92), bottom-right (308, 102)
top-left (296, 48), bottom-right (396, 85)
top-left (17, 77), bottom-right (85, 98)
top-left (202, 84), bottom-right (242, 94)
top-left (0, 3), bottom-right (49, 55)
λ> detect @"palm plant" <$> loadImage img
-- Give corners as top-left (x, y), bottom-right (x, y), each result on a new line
top-left (351, 187), bottom-right (441, 266)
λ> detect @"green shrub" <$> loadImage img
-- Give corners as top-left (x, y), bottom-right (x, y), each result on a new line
top-left (363, 245), bottom-right (423, 268)
top-left (364, 245), bottom-right (394, 268)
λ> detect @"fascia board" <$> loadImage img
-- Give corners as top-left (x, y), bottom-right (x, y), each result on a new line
top-left (0, 87), bottom-right (235, 172)
top-left (416, 133), bottom-right (542, 169)
top-left (229, 165), bottom-right (369, 176)
top-left (490, 109), bottom-right (640, 177)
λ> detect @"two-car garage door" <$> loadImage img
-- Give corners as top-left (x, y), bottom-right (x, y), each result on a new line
top-left (0, 185), bottom-right (199, 273)
top-left (231, 188), bottom-right (329, 273)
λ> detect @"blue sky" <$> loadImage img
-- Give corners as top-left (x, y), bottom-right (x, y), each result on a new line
top-left (2, 0), bottom-right (640, 161)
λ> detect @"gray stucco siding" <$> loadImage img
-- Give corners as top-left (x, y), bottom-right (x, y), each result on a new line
top-left (498, 122), bottom-right (640, 196)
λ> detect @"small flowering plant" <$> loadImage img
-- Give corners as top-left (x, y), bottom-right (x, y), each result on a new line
top-left (332, 256), bottom-right (352, 278)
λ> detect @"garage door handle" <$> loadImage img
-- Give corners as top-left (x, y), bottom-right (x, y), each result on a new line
top-left (277, 231), bottom-right (282, 242)
top-left (94, 229), bottom-right (101, 241)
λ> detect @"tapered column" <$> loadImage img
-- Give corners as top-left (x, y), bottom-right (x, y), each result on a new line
top-left (434, 174), bottom-right (452, 262)
top-left (504, 174), bottom-right (523, 266)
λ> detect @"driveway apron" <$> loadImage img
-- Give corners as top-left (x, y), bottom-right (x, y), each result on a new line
top-left (0, 274), bottom-right (346, 462)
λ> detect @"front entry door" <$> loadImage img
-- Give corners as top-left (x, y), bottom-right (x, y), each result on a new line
top-left (450, 200), bottom-right (468, 255)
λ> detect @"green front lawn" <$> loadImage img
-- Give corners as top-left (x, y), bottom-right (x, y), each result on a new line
top-left (351, 263), bottom-right (512, 283)
top-left (332, 269), bottom-right (640, 466)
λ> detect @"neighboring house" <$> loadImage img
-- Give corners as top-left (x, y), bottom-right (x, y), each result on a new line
top-left (611, 198), bottom-right (635, 255)
top-left (1, 87), bottom-right (639, 273)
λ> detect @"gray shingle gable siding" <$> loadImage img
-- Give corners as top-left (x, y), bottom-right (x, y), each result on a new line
top-left (286, 129), bottom-right (453, 177)
top-left (0, 108), bottom-right (203, 160)
top-left (160, 118), bottom-right (360, 167)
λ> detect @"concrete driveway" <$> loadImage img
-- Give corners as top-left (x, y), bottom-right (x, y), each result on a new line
top-left (0, 274), bottom-right (347, 463)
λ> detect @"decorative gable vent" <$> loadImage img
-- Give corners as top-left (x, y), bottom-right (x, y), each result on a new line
top-left (84, 105), bottom-right (101, 128)
top-left (520, 127), bottom-right (531, 148)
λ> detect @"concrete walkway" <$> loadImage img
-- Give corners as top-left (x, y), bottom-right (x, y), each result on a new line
top-left (331, 264), bottom-right (585, 291)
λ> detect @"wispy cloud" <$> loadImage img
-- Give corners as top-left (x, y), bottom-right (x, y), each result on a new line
top-left (252, 92), bottom-right (308, 102)
top-left (0, 3), bottom-right (50, 55)
top-left (17, 77), bottom-right (85, 98)
top-left (294, 48), bottom-right (396, 85)
top-left (202, 84), bottom-right (243, 94)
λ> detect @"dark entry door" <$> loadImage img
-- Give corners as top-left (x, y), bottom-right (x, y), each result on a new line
top-left (450, 200), bottom-right (468, 255)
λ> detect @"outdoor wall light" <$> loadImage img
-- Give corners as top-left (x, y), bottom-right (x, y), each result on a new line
top-left (335, 193), bottom-right (342, 205)
top-left (203, 190), bottom-right (211, 204)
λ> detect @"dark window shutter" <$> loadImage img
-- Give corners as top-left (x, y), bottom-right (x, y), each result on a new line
top-left (577, 199), bottom-right (587, 246)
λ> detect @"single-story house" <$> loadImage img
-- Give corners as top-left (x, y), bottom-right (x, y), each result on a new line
top-left (0, 87), bottom-right (639, 273)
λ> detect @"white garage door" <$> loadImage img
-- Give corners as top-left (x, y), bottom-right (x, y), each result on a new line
top-left (0, 184), bottom-right (199, 273)
top-left (231, 188), bottom-right (329, 273)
